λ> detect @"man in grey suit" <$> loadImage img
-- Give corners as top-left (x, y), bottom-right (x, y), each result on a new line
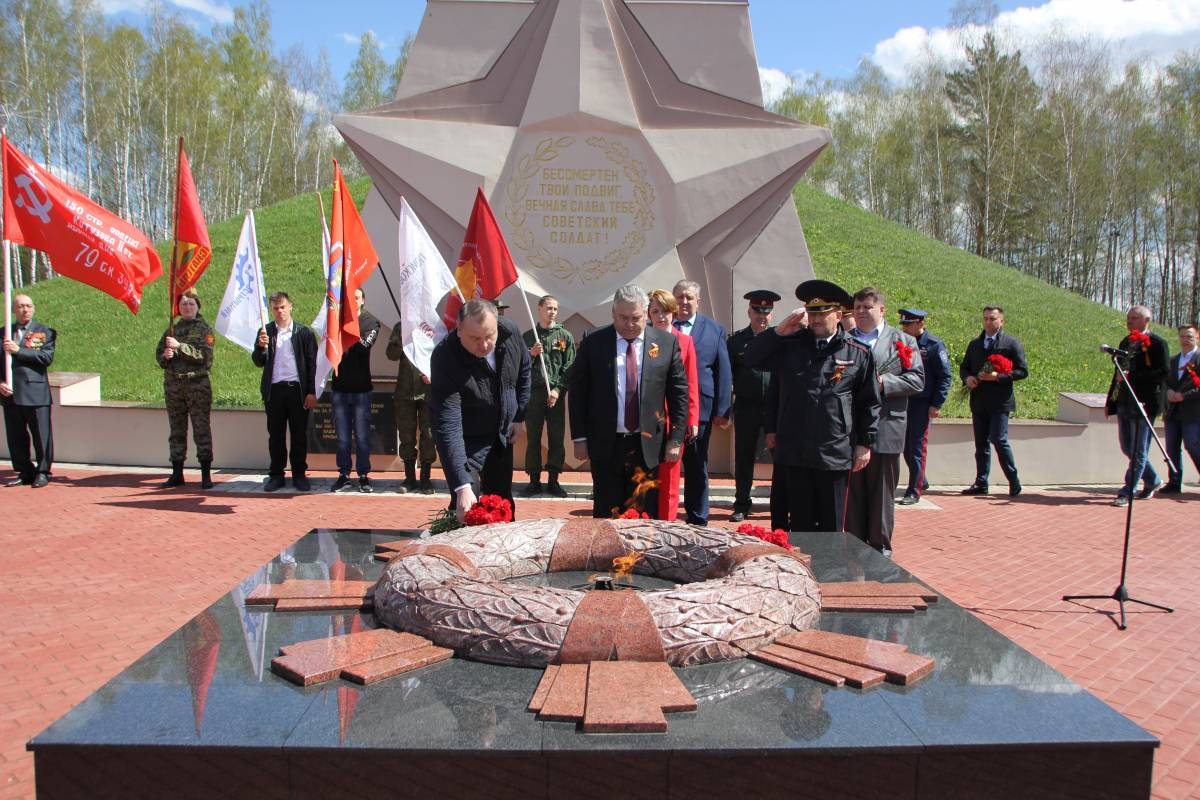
top-left (1, 294), bottom-right (56, 488)
top-left (570, 285), bottom-right (689, 518)
top-left (845, 288), bottom-right (924, 555)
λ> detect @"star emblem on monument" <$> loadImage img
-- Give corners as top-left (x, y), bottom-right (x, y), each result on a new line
top-left (336, 0), bottom-right (830, 327)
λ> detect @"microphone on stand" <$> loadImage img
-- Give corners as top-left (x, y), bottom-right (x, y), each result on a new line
top-left (1100, 344), bottom-right (1129, 357)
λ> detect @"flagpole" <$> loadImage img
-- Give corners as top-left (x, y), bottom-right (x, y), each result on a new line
top-left (514, 276), bottom-right (552, 394)
top-left (1, 108), bottom-right (12, 393)
top-left (168, 136), bottom-right (184, 336)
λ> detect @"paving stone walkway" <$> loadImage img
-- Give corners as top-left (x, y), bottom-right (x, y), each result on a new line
top-left (1, 466), bottom-right (1197, 799)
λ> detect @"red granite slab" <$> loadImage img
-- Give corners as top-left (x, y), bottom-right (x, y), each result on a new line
top-left (577, 661), bottom-right (696, 733)
top-left (369, 542), bottom-right (478, 576)
top-left (244, 579), bottom-right (376, 604)
top-left (556, 591), bottom-right (666, 664)
top-left (548, 519), bottom-right (626, 572)
top-left (819, 581), bottom-right (939, 602)
top-left (821, 597), bottom-right (925, 613)
top-left (538, 663), bottom-right (588, 721)
top-left (271, 629), bottom-right (435, 686)
top-left (271, 598), bottom-right (374, 612)
top-left (750, 647), bottom-right (845, 686)
top-left (754, 643), bottom-right (886, 689)
top-left (705, 543), bottom-right (806, 579)
top-left (341, 644), bottom-right (453, 685)
top-left (775, 630), bottom-right (935, 685)
top-left (527, 665), bottom-right (559, 712)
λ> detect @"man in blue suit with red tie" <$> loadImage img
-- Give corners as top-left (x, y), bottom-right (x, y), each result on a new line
top-left (672, 280), bottom-right (732, 526)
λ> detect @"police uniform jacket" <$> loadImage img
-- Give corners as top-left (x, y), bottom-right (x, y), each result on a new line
top-left (523, 324), bottom-right (576, 395)
top-left (1106, 330), bottom-right (1169, 419)
top-left (959, 330), bottom-right (1029, 414)
top-left (727, 325), bottom-right (771, 406)
top-left (744, 327), bottom-right (881, 471)
top-left (385, 325), bottom-right (430, 401)
top-left (913, 330), bottom-right (952, 408)
top-left (1165, 351), bottom-right (1200, 423)
top-left (1, 319), bottom-right (55, 407)
top-left (156, 316), bottom-right (214, 380)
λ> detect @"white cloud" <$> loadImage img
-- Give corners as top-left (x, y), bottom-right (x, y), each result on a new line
top-left (871, 0), bottom-right (1200, 83)
top-left (336, 32), bottom-right (362, 46)
top-left (759, 67), bottom-right (795, 106)
top-left (97, 0), bottom-right (234, 24)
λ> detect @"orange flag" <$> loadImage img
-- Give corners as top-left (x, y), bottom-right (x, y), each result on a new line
top-left (442, 188), bottom-right (519, 330)
top-left (326, 159), bottom-right (380, 374)
top-left (170, 142), bottom-right (212, 315)
top-left (2, 135), bottom-right (161, 313)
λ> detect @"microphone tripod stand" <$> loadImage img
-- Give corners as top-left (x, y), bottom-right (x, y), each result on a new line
top-left (1062, 351), bottom-right (1175, 630)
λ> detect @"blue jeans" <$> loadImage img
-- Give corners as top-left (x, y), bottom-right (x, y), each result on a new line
top-left (1117, 413), bottom-right (1158, 497)
top-left (1165, 418), bottom-right (1200, 487)
top-left (331, 390), bottom-right (372, 477)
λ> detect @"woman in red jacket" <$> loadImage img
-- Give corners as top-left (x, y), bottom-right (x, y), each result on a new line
top-left (648, 289), bottom-right (699, 520)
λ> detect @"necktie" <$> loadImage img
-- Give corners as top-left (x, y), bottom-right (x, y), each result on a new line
top-left (985, 337), bottom-right (993, 351)
top-left (624, 338), bottom-right (639, 432)
top-left (673, 320), bottom-right (684, 331)
top-left (816, 338), bottom-right (828, 352)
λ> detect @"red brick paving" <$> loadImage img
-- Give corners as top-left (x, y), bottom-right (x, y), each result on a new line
top-left (1, 468), bottom-right (1198, 798)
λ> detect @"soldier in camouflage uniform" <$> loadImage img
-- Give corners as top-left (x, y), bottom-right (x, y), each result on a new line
top-left (386, 323), bottom-right (437, 493)
top-left (156, 288), bottom-right (215, 489)
top-left (522, 295), bottom-right (576, 497)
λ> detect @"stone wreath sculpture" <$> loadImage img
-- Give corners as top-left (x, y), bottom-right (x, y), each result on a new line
top-left (373, 517), bottom-right (821, 668)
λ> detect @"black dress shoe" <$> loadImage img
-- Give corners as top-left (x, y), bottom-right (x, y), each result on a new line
top-left (921, 480), bottom-right (930, 492)
top-left (897, 493), bottom-right (919, 506)
top-left (730, 511), bottom-right (746, 523)
top-left (264, 476), bottom-right (286, 492)
top-left (5, 476), bottom-right (32, 487)
top-left (293, 475), bottom-right (312, 492)
top-left (546, 480), bottom-right (568, 498)
top-left (961, 483), bottom-right (988, 495)
top-left (1009, 481), bottom-right (1022, 497)
top-left (521, 481), bottom-right (543, 497)
top-left (1159, 483), bottom-right (1182, 494)
top-left (31, 474), bottom-right (49, 488)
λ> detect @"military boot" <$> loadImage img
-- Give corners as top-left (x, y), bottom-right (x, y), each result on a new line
top-left (160, 461), bottom-right (186, 489)
top-left (419, 463), bottom-right (434, 493)
top-left (402, 460), bottom-right (418, 494)
top-left (200, 461), bottom-right (214, 490)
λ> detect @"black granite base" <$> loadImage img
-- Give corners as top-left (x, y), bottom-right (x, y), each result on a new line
top-left (28, 529), bottom-right (1157, 799)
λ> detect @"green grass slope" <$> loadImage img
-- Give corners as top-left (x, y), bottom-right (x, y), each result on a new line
top-left (17, 179), bottom-right (1128, 416)
top-left (793, 182), bottom-right (1127, 418)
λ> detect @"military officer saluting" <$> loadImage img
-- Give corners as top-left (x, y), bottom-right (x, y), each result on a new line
top-left (156, 288), bottom-right (216, 489)
top-left (745, 280), bottom-right (881, 532)
top-left (897, 308), bottom-right (952, 505)
top-left (727, 289), bottom-right (780, 522)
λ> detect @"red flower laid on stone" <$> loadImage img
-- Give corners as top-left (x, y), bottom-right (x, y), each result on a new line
top-left (618, 508), bottom-right (650, 519)
top-left (463, 494), bottom-right (514, 526)
top-left (735, 522), bottom-right (792, 550)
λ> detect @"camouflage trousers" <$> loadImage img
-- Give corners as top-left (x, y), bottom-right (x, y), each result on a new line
top-left (165, 375), bottom-right (213, 463)
top-left (395, 396), bottom-right (436, 465)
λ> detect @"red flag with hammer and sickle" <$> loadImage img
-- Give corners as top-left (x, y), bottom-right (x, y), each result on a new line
top-left (2, 135), bottom-right (162, 313)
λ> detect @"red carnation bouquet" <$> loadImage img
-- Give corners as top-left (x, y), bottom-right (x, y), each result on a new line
top-left (876, 339), bottom-right (914, 374)
top-left (1126, 329), bottom-right (1153, 366)
top-left (959, 353), bottom-right (1013, 398)
top-left (1184, 362), bottom-right (1200, 392)
top-left (618, 508), bottom-right (650, 519)
top-left (425, 494), bottom-right (514, 535)
top-left (736, 522), bottom-right (792, 551)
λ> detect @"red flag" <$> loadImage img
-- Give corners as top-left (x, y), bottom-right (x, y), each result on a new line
top-left (326, 159), bottom-right (379, 374)
top-left (443, 188), bottom-right (519, 329)
top-left (170, 143), bottom-right (212, 315)
top-left (2, 135), bottom-right (162, 313)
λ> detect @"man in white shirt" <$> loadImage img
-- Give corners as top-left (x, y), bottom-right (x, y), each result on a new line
top-left (252, 292), bottom-right (318, 491)
top-left (1163, 323), bottom-right (1200, 493)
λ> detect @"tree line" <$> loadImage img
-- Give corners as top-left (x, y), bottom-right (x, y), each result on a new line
top-left (774, 30), bottom-right (1200, 325)
top-left (0, 0), bottom-right (407, 287)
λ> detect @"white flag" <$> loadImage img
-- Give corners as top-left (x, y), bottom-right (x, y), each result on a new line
top-left (312, 216), bottom-right (334, 395)
top-left (215, 211), bottom-right (267, 353)
top-left (396, 197), bottom-right (457, 376)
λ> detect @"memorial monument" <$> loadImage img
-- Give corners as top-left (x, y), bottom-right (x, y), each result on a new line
top-left (336, 0), bottom-right (830, 331)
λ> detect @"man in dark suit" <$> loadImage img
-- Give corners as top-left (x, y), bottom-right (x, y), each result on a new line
top-left (746, 280), bottom-right (881, 533)
top-left (845, 288), bottom-right (924, 556)
top-left (898, 308), bottom-right (952, 504)
top-left (672, 279), bottom-right (732, 526)
top-left (960, 306), bottom-right (1029, 496)
top-left (1105, 305), bottom-right (1170, 506)
top-left (2, 294), bottom-right (56, 488)
top-left (1163, 322), bottom-right (1200, 493)
top-left (429, 299), bottom-right (531, 521)
top-left (252, 291), bottom-right (318, 492)
top-left (570, 284), bottom-right (689, 518)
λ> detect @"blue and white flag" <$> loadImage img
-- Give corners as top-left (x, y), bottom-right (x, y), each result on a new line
top-left (214, 211), bottom-right (267, 352)
top-left (397, 197), bottom-right (458, 377)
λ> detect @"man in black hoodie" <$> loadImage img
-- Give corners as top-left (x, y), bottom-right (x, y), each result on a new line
top-left (330, 288), bottom-right (381, 493)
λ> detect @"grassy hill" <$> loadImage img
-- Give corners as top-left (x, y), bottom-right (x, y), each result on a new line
top-left (16, 179), bottom-right (1128, 417)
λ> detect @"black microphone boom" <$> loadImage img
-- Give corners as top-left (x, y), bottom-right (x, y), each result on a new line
top-left (1100, 344), bottom-right (1128, 356)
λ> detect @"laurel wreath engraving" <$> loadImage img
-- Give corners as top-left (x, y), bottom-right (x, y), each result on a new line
top-left (503, 135), bottom-right (656, 284)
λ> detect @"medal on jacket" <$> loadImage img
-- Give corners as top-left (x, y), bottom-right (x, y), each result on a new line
top-left (829, 359), bottom-right (853, 384)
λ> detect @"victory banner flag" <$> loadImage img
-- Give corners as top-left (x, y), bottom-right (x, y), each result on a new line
top-left (396, 197), bottom-right (457, 377)
top-left (326, 159), bottom-right (379, 375)
top-left (2, 135), bottom-right (162, 313)
top-left (214, 211), bottom-right (267, 352)
top-left (443, 188), bottom-right (519, 330)
top-left (170, 144), bottom-right (212, 315)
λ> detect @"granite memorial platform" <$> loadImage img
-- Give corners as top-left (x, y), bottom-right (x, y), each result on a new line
top-left (28, 528), bottom-right (1155, 798)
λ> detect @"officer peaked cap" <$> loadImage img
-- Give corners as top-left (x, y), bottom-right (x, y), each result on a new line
top-left (744, 290), bottom-right (782, 304)
top-left (795, 279), bottom-right (852, 313)
top-left (898, 308), bottom-right (928, 322)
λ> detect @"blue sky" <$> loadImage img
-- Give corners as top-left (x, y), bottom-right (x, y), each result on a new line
top-left (102, 0), bottom-right (1200, 98)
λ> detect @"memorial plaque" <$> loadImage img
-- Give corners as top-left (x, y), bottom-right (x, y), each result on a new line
top-left (307, 392), bottom-right (398, 455)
